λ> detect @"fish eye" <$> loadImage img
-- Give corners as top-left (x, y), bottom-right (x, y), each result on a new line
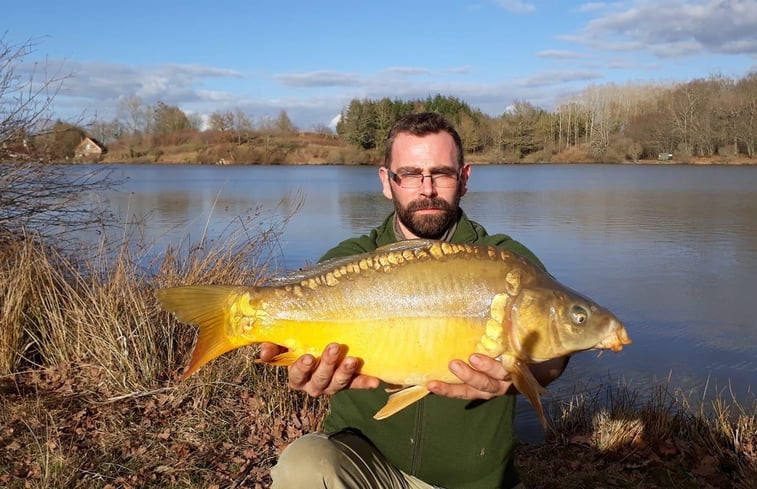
top-left (570, 305), bottom-right (588, 325)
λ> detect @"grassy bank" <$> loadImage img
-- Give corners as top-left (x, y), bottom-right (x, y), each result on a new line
top-left (96, 131), bottom-right (757, 166)
top-left (1, 231), bottom-right (754, 488)
top-left (101, 132), bottom-right (375, 166)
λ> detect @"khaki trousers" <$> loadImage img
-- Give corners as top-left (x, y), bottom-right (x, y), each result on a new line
top-left (270, 431), bottom-right (526, 489)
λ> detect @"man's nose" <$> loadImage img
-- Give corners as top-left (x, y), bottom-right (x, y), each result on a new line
top-left (419, 175), bottom-right (437, 197)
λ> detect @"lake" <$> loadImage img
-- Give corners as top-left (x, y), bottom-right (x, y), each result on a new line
top-left (89, 163), bottom-right (757, 439)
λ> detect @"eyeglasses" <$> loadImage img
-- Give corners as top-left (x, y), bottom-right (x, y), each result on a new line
top-left (387, 169), bottom-right (460, 189)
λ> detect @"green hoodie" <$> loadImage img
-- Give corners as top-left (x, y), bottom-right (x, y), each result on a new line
top-left (320, 211), bottom-right (545, 489)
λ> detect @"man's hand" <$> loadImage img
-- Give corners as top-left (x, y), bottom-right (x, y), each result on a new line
top-left (427, 354), bottom-right (513, 400)
top-left (427, 354), bottom-right (569, 400)
top-left (258, 342), bottom-right (380, 397)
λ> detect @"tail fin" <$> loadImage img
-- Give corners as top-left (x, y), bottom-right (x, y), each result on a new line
top-left (156, 285), bottom-right (244, 380)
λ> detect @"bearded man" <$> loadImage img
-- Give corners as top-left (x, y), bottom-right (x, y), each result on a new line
top-left (261, 112), bottom-right (568, 489)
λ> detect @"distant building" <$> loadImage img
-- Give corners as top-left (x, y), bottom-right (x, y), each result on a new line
top-left (74, 136), bottom-right (108, 161)
top-left (657, 152), bottom-right (673, 161)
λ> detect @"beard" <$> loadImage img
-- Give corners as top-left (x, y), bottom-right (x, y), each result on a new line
top-left (394, 194), bottom-right (461, 239)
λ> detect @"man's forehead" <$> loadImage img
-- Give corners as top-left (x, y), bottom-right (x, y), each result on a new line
top-left (391, 132), bottom-right (457, 164)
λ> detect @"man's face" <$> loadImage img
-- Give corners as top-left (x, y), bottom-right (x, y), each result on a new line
top-left (379, 132), bottom-right (470, 239)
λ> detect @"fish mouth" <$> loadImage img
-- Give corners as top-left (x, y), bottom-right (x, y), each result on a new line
top-left (594, 320), bottom-right (632, 352)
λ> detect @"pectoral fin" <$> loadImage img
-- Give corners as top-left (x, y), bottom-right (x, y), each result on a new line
top-left (501, 355), bottom-right (549, 427)
top-left (373, 385), bottom-right (431, 420)
top-left (384, 384), bottom-right (405, 393)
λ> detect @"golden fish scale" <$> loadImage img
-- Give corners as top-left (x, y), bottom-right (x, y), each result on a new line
top-left (239, 242), bottom-right (535, 384)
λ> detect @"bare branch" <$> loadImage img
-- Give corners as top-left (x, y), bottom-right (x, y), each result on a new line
top-left (0, 34), bottom-right (68, 148)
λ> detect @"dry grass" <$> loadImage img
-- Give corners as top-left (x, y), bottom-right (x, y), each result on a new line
top-left (0, 228), bottom-right (754, 487)
top-left (518, 381), bottom-right (756, 488)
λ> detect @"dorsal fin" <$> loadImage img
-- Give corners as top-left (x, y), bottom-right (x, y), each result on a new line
top-left (265, 252), bottom-right (374, 286)
top-left (265, 240), bottom-right (442, 287)
top-left (374, 239), bottom-right (436, 253)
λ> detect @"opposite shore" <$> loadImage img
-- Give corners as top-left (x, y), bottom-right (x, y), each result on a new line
top-left (90, 132), bottom-right (756, 167)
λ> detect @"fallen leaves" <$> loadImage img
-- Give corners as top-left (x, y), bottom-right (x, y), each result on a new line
top-left (0, 366), bottom-right (323, 488)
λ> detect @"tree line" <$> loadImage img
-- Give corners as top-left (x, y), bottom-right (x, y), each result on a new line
top-left (7, 74), bottom-right (757, 164)
top-left (89, 98), bottom-right (300, 150)
top-left (336, 74), bottom-right (757, 162)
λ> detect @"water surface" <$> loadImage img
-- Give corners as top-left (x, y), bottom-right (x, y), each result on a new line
top-left (93, 163), bottom-right (757, 438)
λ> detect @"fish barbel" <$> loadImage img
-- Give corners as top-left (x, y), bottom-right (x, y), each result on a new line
top-left (157, 239), bottom-right (630, 426)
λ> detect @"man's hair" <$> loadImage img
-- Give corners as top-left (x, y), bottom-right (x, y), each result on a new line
top-left (383, 112), bottom-right (464, 168)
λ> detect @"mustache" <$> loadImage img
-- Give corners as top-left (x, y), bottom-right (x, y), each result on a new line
top-left (406, 198), bottom-right (454, 213)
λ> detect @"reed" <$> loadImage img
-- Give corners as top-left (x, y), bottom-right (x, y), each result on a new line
top-left (0, 208), bottom-right (304, 391)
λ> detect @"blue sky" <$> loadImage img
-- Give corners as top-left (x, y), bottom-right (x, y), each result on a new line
top-left (5, 0), bottom-right (756, 130)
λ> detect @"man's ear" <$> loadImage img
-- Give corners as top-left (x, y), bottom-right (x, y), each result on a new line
top-left (459, 163), bottom-right (471, 197)
top-left (379, 167), bottom-right (393, 200)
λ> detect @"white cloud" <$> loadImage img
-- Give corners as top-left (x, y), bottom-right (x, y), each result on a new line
top-left (441, 66), bottom-right (474, 75)
top-left (383, 67), bottom-right (433, 76)
top-left (537, 50), bottom-right (591, 59)
top-left (577, 2), bottom-right (617, 13)
top-left (329, 113), bottom-right (341, 130)
top-left (50, 61), bottom-right (243, 103)
top-left (383, 66), bottom-right (473, 77)
top-left (572, 0), bottom-right (757, 57)
top-left (520, 70), bottom-right (603, 88)
top-left (276, 71), bottom-right (363, 87)
top-left (492, 0), bottom-right (536, 13)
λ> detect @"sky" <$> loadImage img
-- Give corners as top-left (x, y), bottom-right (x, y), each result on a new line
top-left (5, 0), bottom-right (757, 131)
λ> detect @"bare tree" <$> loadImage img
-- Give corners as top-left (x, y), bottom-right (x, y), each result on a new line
top-left (0, 35), bottom-right (68, 153)
top-left (0, 163), bottom-right (115, 238)
top-left (231, 109), bottom-right (252, 144)
top-left (735, 74), bottom-right (757, 157)
top-left (116, 95), bottom-right (148, 136)
top-left (0, 35), bottom-right (115, 241)
top-left (89, 118), bottom-right (124, 146)
top-left (208, 110), bottom-right (234, 132)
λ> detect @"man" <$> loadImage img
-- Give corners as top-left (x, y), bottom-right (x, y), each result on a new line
top-left (260, 112), bottom-right (569, 488)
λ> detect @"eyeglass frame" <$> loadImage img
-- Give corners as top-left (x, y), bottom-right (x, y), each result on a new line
top-left (386, 168), bottom-right (463, 189)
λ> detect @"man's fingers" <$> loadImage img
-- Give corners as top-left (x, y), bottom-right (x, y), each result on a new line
top-left (349, 373), bottom-right (381, 390)
top-left (300, 343), bottom-right (344, 396)
top-left (467, 355), bottom-right (511, 393)
top-left (258, 342), bottom-right (284, 362)
top-left (469, 354), bottom-right (509, 379)
top-left (325, 356), bottom-right (358, 393)
top-left (288, 354), bottom-right (316, 390)
top-left (428, 356), bottom-right (513, 400)
top-left (427, 380), bottom-right (473, 399)
top-left (450, 359), bottom-right (502, 395)
top-left (270, 342), bottom-right (379, 396)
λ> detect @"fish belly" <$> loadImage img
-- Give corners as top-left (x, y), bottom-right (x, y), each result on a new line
top-left (261, 316), bottom-right (488, 385)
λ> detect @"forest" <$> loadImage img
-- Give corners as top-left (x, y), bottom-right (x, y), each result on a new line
top-left (335, 73), bottom-right (757, 163)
